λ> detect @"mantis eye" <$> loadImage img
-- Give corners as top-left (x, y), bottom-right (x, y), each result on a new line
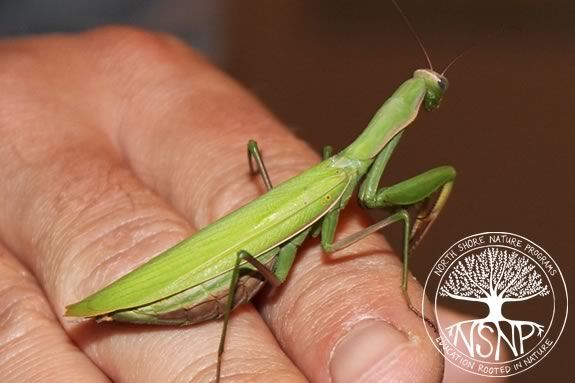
top-left (437, 75), bottom-right (449, 91)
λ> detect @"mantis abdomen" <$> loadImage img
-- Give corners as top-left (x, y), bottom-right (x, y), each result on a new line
top-left (99, 252), bottom-right (279, 325)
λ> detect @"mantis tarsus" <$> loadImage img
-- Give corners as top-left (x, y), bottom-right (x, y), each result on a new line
top-left (66, 4), bottom-right (457, 383)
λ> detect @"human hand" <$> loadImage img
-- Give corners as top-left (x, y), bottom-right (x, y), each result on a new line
top-left (0, 27), bottom-right (499, 383)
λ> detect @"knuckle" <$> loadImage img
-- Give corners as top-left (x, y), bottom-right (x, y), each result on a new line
top-left (0, 255), bottom-right (51, 341)
top-left (48, 166), bottom-right (192, 294)
top-left (0, 260), bottom-right (59, 382)
top-left (196, 138), bottom-right (316, 226)
top-left (203, 164), bottom-right (262, 223)
top-left (84, 26), bottom-right (197, 74)
top-left (77, 214), bottom-right (190, 284)
top-left (0, 283), bottom-right (46, 332)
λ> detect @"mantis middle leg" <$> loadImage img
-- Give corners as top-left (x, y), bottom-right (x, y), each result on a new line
top-left (247, 139), bottom-right (273, 191)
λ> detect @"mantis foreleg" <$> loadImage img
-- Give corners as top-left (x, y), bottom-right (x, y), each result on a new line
top-left (357, 133), bottom-right (455, 290)
top-left (360, 165), bottom-right (456, 257)
top-left (320, 137), bottom-right (455, 322)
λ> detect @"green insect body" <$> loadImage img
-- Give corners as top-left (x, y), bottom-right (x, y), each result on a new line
top-left (67, 162), bottom-right (350, 323)
top-left (66, 68), bottom-right (456, 382)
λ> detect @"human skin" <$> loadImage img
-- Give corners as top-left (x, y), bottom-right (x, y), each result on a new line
top-left (0, 27), bottom-right (500, 382)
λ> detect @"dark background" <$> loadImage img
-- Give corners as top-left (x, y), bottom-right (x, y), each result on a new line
top-left (1, 0), bottom-right (572, 381)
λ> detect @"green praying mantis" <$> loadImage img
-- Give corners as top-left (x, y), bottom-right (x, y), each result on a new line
top-left (65, 2), bottom-right (458, 382)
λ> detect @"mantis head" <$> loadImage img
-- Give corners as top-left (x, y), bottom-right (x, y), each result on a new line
top-left (414, 69), bottom-right (448, 111)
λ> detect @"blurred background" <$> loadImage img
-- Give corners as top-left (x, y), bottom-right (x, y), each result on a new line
top-left (0, 0), bottom-right (572, 381)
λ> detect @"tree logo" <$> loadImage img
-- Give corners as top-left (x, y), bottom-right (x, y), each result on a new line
top-left (423, 232), bottom-right (568, 377)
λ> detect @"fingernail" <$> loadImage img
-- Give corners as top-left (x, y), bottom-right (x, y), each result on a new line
top-left (329, 320), bottom-right (408, 383)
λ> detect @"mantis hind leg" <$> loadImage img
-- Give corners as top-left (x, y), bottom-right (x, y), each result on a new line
top-left (216, 228), bottom-right (310, 382)
top-left (247, 140), bottom-right (273, 191)
top-left (217, 249), bottom-right (268, 383)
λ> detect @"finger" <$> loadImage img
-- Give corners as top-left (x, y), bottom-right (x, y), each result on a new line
top-left (263, 214), bottom-right (443, 383)
top-left (0, 244), bottom-right (109, 383)
top-left (98, 31), bottom-right (445, 382)
top-left (0, 29), bottom-right (306, 382)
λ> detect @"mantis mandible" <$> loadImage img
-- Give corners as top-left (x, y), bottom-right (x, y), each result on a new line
top-left (66, 3), bottom-right (457, 382)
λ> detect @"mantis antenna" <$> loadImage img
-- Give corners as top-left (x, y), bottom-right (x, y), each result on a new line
top-left (391, 0), bottom-right (434, 70)
top-left (392, 0), bottom-right (501, 76)
top-left (442, 27), bottom-right (504, 75)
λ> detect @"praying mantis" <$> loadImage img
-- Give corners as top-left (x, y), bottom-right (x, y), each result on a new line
top-left (65, 2), bottom-right (457, 382)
